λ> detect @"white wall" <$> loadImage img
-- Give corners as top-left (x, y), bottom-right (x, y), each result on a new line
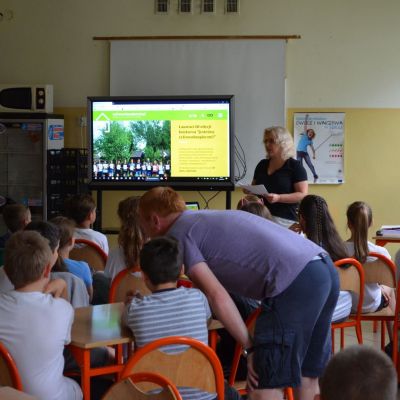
top-left (1, 0), bottom-right (400, 108)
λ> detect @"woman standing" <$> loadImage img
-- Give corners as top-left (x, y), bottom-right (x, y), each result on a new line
top-left (252, 126), bottom-right (308, 226)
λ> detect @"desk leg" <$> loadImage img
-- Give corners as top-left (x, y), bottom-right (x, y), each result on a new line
top-left (81, 350), bottom-right (91, 400)
top-left (209, 331), bottom-right (218, 351)
top-left (115, 344), bottom-right (124, 380)
top-left (68, 346), bottom-right (91, 400)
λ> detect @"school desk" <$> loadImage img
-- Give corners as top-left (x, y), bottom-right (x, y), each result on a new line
top-left (69, 302), bottom-right (223, 400)
top-left (0, 387), bottom-right (37, 400)
top-left (373, 236), bottom-right (400, 247)
top-left (208, 318), bottom-right (224, 350)
top-left (69, 302), bottom-right (132, 400)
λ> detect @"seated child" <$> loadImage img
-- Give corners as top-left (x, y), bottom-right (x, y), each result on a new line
top-left (317, 345), bottom-right (397, 400)
top-left (0, 221), bottom-right (66, 298)
top-left (345, 201), bottom-right (395, 336)
top-left (51, 216), bottom-right (94, 301)
top-left (0, 203), bottom-right (31, 248)
top-left (0, 231), bottom-right (82, 400)
top-left (25, 220), bottom-right (89, 308)
top-left (236, 194), bottom-right (264, 210)
top-left (296, 195), bottom-right (352, 323)
top-left (104, 196), bottom-right (144, 281)
top-left (122, 236), bottom-right (240, 400)
top-left (64, 194), bottom-right (109, 254)
top-left (239, 201), bottom-right (272, 220)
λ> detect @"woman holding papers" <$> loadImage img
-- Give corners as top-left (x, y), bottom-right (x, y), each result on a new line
top-left (252, 126), bottom-right (308, 226)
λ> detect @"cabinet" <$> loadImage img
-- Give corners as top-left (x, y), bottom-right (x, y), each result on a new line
top-left (0, 113), bottom-right (64, 227)
top-left (47, 148), bottom-right (89, 219)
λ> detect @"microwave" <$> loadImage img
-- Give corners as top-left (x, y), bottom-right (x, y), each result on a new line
top-left (0, 84), bottom-right (53, 113)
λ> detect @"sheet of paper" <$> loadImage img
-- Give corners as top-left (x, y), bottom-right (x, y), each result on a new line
top-left (236, 182), bottom-right (269, 196)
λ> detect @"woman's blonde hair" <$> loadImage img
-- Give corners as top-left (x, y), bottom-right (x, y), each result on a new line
top-left (264, 126), bottom-right (295, 160)
top-left (117, 196), bottom-right (144, 268)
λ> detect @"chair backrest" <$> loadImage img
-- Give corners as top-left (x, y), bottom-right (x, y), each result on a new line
top-left (228, 307), bottom-right (261, 386)
top-left (363, 252), bottom-right (396, 287)
top-left (334, 258), bottom-right (365, 320)
top-left (0, 341), bottom-right (23, 390)
top-left (70, 238), bottom-right (107, 272)
top-left (334, 258), bottom-right (364, 294)
top-left (121, 336), bottom-right (225, 399)
top-left (108, 269), bottom-right (151, 303)
top-left (102, 372), bottom-right (181, 400)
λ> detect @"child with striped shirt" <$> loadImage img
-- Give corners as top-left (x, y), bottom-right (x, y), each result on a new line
top-left (122, 236), bottom-right (240, 400)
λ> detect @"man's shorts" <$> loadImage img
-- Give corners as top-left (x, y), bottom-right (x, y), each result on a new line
top-left (252, 254), bottom-right (339, 389)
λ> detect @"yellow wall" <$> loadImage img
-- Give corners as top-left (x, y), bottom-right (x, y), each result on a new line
top-left (288, 108), bottom-right (400, 256)
top-left (55, 104), bottom-right (400, 257)
top-left (4, 1), bottom-right (400, 255)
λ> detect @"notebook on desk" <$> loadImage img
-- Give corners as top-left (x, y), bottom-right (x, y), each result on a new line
top-left (376, 225), bottom-right (400, 236)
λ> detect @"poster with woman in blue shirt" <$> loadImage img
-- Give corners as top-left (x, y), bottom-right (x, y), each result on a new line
top-left (294, 113), bottom-right (345, 184)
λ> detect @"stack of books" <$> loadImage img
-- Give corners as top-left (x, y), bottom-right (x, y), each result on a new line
top-left (376, 225), bottom-right (400, 236)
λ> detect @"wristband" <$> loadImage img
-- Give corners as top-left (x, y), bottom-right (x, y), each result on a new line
top-left (242, 347), bottom-right (255, 358)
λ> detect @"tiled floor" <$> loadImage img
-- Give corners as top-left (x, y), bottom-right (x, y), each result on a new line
top-left (332, 320), bottom-right (385, 352)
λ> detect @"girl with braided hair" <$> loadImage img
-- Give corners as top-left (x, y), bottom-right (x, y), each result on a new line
top-left (345, 202), bottom-right (395, 318)
top-left (295, 194), bottom-right (352, 322)
top-left (104, 196), bottom-right (145, 281)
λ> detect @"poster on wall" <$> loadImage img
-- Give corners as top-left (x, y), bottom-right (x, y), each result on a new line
top-left (294, 112), bottom-right (345, 184)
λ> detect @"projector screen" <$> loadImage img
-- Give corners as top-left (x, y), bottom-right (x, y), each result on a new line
top-left (88, 95), bottom-right (235, 190)
top-left (110, 39), bottom-right (286, 183)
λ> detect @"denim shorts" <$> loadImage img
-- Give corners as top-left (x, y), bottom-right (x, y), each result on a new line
top-left (252, 254), bottom-right (339, 389)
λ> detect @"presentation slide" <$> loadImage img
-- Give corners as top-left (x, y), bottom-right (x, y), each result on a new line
top-left (91, 101), bottom-right (230, 182)
top-left (171, 120), bottom-right (229, 177)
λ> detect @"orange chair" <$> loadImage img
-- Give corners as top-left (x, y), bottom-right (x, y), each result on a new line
top-left (359, 252), bottom-right (397, 350)
top-left (70, 238), bottom-right (108, 272)
top-left (0, 341), bottom-right (23, 390)
top-left (331, 258), bottom-right (365, 352)
top-left (228, 307), bottom-right (294, 400)
top-left (176, 274), bottom-right (193, 289)
top-left (102, 371), bottom-right (182, 399)
top-left (121, 336), bottom-right (225, 399)
top-left (390, 278), bottom-right (400, 371)
top-left (108, 268), bottom-right (151, 303)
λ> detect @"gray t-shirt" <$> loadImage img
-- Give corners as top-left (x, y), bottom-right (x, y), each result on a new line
top-left (167, 210), bottom-right (324, 299)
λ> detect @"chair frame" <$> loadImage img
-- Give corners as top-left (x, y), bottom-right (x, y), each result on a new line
top-left (108, 268), bottom-right (151, 303)
top-left (358, 252), bottom-right (397, 350)
top-left (102, 371), bottom-right (182, 399)
top-left (70, 238), bottom-right (108, 271)
top-left (331, 257), bottom-right (365, 352)
top-left (0, 341), bottom-right (23, 390)
top-left (121, 336), bottom-right (225, 399)
top-left (227, 307), bottom-right (294, 400)
top-left (391, 278), bottom-right (400, 374)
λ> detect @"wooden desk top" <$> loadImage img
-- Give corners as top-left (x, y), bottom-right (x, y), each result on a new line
top-left (71, 302), bottom-right (132, 349)
top-left (71, 302), bottom-right (223, 349)
top-left (208, 318), bottom-right (224, 330)
top-left (0, 388), bottom-right (37, 400)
